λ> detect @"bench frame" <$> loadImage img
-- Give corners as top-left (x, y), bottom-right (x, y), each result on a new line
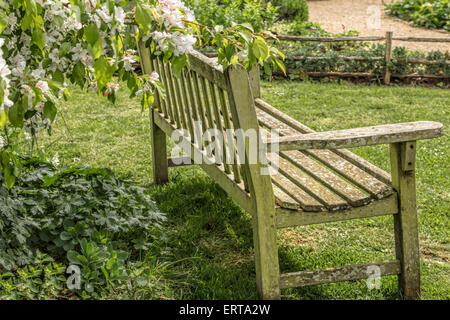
top-left (138, 43), bottom-right (443, 300)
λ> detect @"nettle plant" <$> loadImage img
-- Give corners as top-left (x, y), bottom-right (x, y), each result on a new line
top-left (0, 0), bottom-right (285, 188)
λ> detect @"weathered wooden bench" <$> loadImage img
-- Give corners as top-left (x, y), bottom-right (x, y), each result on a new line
top-left (138, 43), bottom-right (444, 300)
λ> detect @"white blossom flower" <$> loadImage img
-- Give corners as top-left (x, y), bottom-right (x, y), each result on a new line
top-left (173, 33), bottom-right (197, 56)
top-left (114, 6), bottom-right (126, 26)
top-left (2, 88), bottom-right (13, 108)
top-left (122, 54), bottom-right (137, 72)
top-left (97, 4), bottom-right (113, 24)
top-left (0, 58), bottom-right (11, 81)
top-left (6, 36), bottom-right (17, 50)
top-left (36, 80), bottom-right (50, 94)
top-left (8, 13), bottom-right (17, 29)
top-left (35, 101), bottom-right (44, 112)
top-left (149, 72), bottom-right (159, 84)
top-left (105, 83), bottom-right (119, 95)
top-left (85, 0), bottom-right (97, 13)
top-left (31, 65), bottom-right (46, 79)
top-left (49, 49), bottom-right (60, 64)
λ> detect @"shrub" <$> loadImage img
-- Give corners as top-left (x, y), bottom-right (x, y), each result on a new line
top-left (184, 0), bottom-right (279, 31)
top-left (281, 44), bottom-right (450, 79)
top-left (286, 21), bottom-right (360, 37)
top-left (269, 0), bottom-right (309, 22)
top-left (385, 0), bottom-right (450, 31)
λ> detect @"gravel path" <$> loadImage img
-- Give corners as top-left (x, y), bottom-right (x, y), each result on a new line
top-left (307, 0), bottom-right (450, 52)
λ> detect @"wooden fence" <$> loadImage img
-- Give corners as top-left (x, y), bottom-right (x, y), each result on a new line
top-left (269, 31), bottom-right (450, 84)
top-left (204, 31), bottom-right (450, 84)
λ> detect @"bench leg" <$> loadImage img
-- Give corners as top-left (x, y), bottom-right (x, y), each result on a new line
top-left (253, 207), bottom-right (281, 300)
top-left (150, 110), bottom-right (169, 185)
top-left (390, 142), bottom-right (421, 299)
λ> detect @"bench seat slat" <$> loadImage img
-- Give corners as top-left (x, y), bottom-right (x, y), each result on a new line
top-left (307, 149), bottom-right (393, 199)
top-left (273, 185), bottom-right (304, 211)
top-left (272, 170), bottom-right (324, 212)
top-left (282, 150), bottom-right (372, 207)
top-left (268, 153), bottom-right (349, 211)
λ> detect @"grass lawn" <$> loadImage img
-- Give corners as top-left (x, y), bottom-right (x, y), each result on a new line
top-left (39, 80), bottom-right (449, 300)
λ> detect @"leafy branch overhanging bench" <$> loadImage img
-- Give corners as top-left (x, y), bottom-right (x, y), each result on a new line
top-left (138, 43), bottom-right (444, 300)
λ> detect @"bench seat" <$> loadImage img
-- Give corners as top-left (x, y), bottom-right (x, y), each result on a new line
top-left (138, 42), bottom-right (444, 299)
top-left (254, 99), bottom-right (394, 213)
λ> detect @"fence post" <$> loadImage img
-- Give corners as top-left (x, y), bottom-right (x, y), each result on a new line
top-left (384, 31), bottom-right (393, 85)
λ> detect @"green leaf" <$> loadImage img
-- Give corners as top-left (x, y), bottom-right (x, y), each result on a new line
top-left (135, 3), bottom-right (153, 34)
top-left (32, 28), bottom-right (46, 51)
top-left (251, 37), bottom-right (270, 62)
top-left (52, 70), bottom-right (65, 84)
top-left (4, 162), bottom-right (15, 189)
top-left (67, 250), bottom-right (81, 264)
top-left (60, 231), bottom-right (72, 241)
top-left (21, 12), bottom-right (33, 31)
top-left (8, 100), bottom-right (27, 127)
top-left (0, 110), bottom-right (6, 131)
top-left (71, 62), bottom-right (86, 87)
top-left (171, 55), bottom-right (187, 78)
top-left (239, 23), bottom-right (254, 33)
top-left (84, 23), bottom-right (100, 47)
top-left (272, 57), bottom-right (286, 75)
top-left (1, 151), bottom-right (15, 189)
top-left (59, 42), bottom-right (72, 58)
top-left (43, 101), bottom-right (57, 123)
top-left (0, 79), bottom-right (5, 107)
top-left (238, 30), bottom-right (252, 44)
top-left (84, 23), bottom-right (102, 59)
top-left (0, 9), bottom-right (8, 33)
top-left (93, 57), bottom-right (115, 91)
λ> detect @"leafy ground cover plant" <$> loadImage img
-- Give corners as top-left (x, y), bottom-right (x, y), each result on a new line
top-left (385, 0), bottom-right (450, 31)
top-left (0, 156), bottom-right (166, 298)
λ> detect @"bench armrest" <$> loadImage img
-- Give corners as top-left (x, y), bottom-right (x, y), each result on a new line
top-left (265, 121), bottom-right (444, 151)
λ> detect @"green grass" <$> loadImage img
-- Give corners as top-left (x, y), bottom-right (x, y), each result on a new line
top-left (39, 81), bottom-right (449, 300)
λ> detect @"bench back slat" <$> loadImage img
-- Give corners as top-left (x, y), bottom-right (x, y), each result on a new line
top-left (158, 61), bottom-right (176, 124)
top-left (139, 43), bottom-right (272, 200)
top-left (178, 71), bottom-right (195, 139)
top-left (152, 59), bottom-right (168, 119)
top-left (166, 65), bottom-right (183, 128)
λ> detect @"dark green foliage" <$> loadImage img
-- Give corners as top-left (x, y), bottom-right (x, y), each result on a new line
top-left (281, 43), bottom-right (450, 79)
top-left (385, 0), bottom-right (450, 31)
top-left (270, 0), bottom-right (309, 22)
top-left (0, 157), bottom-right (166, 298)
top-left (0, 251), bottom-right (67, 299)
top-left (285, 21), bottom-right (360, 37)
top-left (184, 0), bottom-right (278, 32)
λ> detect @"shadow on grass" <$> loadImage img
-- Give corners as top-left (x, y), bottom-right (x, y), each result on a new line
top-left (148, 174), bottom-right (402, 300)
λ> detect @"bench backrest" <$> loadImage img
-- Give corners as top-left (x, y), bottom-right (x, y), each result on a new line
top-left (138, 42), bottom-right (275, 212)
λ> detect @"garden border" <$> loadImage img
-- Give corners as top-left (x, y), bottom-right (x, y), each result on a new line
top-left (268, 32), bottom-right (450, 84)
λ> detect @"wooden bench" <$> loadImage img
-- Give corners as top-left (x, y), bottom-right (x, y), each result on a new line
top-left (138, 43), bottom-right (444, 300)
